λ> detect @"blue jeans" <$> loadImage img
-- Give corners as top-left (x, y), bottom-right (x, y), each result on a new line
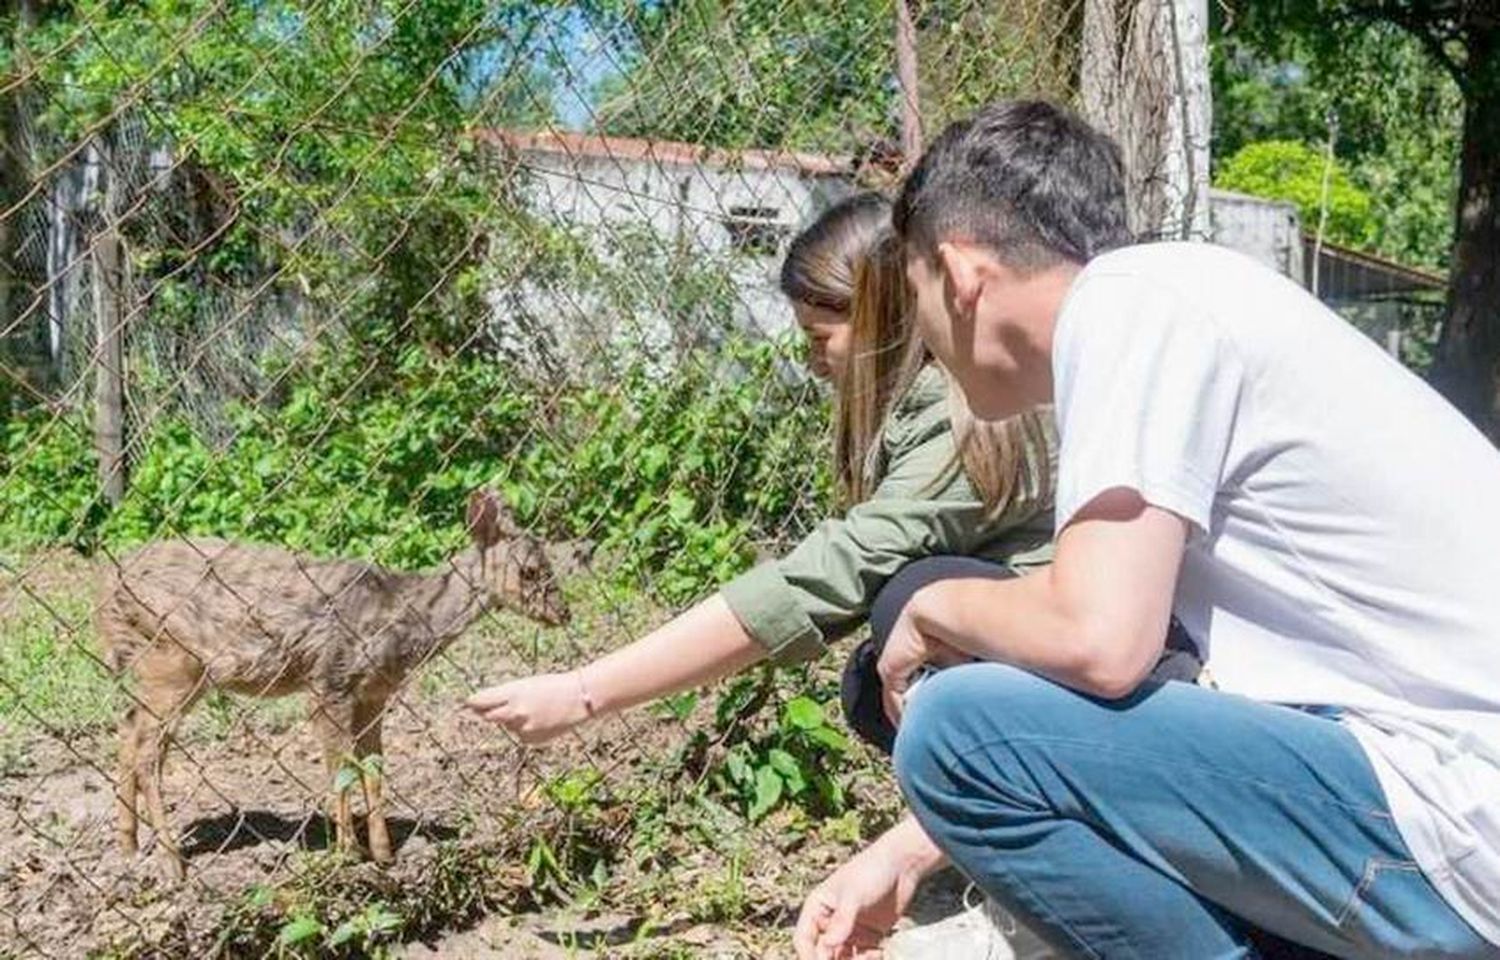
top-left (842, 556), bottom-right (1203, 755)
top-left (893, 663), bottom-right (1495, 959)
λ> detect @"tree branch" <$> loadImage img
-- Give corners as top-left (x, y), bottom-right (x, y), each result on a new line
top-left (1340, 1), bottom-right (1468, 90)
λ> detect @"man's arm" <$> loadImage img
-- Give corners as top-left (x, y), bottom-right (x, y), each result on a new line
top-left (883, 488), bottom-right (1188, 703)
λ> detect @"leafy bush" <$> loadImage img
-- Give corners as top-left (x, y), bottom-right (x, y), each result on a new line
top-left (715, 692), bottom-right (851, 823)
top-left (518, 341), bottom-right (829, 601)
top-left (0, 337), bottom-right (831, 604)
top-left (1215, 139), bottom-right (1378, 249)
top-left (0, 412), bottom-right (105, 549)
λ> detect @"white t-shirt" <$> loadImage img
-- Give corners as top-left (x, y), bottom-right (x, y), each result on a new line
top-left (1052, 242), bottom-right (1500, 943)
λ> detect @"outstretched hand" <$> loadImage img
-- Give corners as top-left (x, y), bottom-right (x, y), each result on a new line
top-left (464, 671), bottom-right (591, 744)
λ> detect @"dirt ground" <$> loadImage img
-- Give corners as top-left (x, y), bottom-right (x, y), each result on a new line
top-left (1, 708), bottom-right (826, 957)
top-left (0, 554), bottom-right (932, 959)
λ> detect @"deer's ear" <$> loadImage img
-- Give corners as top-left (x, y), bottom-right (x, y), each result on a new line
top-left (467, 489), bottom-right (502, 547)
top-left (468, 487), bottom-right (519, 546)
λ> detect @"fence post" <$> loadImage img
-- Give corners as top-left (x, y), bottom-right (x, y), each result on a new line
top-left (894, 0), bottom-right (923, 170)
top-left (0, 97), bottom-right (17, 416)
top-left (92, 136), bottom-right (127, 505)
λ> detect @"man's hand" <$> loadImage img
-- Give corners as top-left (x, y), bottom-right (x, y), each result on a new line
top-left (793, 817), bottom-right (947, 959)
top-left (876, 596), bottom-right (970, 726)
top-left (464, 671), bottom-right (591, 744)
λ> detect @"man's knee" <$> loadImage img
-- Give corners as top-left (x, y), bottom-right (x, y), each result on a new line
top-left (892, 663), bottom-right (1060, 804)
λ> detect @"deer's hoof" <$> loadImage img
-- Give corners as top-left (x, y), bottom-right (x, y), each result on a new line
top-left (157, 852), bottom-right (186, 884)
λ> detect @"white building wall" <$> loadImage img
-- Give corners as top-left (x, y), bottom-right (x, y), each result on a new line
top-left (486, 148), bottom-right (1307, 378)
top-left (494, 145), bottom-right (854, 365)
top-left (1209, 188), bottom-right (1304, 278)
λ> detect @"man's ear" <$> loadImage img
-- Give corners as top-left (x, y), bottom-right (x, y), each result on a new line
top-left (936, 242), bottom-right (983, 317)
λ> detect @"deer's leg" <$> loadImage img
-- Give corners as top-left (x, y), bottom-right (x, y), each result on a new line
top-left (135, 678), bottom-right (200, 882)
top-left (312, 697), bottom-right (358, 856)
top-left (355, 701), bottom-right (392, 864)
top-left (115, 705), bottom-right (140, 856)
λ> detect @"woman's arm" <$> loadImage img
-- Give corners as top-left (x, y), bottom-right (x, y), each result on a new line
top-left (722, 390), bottom-right (1051, 666)
top-left (468, 375), bottom-right (1052, 743)
top-left (465, 592), bottom-right (765, 743)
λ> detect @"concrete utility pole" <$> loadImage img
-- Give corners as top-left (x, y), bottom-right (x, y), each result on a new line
top-left (1081, 0), bottom-right (1212, 241)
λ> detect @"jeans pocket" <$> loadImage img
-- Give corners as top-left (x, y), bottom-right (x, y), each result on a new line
top-left (1335, 857), bottom-right (1423, 929)
top-left (1334, 857), bottom-right (1488, 957)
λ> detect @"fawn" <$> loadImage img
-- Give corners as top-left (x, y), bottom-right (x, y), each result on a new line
top-left (97, 488), bottom-right (569, 880)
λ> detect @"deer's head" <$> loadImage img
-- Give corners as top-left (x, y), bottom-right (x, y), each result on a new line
top-left (466, 488), bottom-right (572, 627)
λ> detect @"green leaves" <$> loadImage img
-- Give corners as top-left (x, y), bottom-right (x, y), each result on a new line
top-left (276, 915), bottom-right (323, 947)
top-left (709, 677), bottom-right (853, 825)
top-left (748, 764), bottom-right (784, 821)
top-left (275, 901), bottom-right (402, 954)
top-left (0, 332), bottom-right (828, 610)
top-left (545, 768), bottom-right (603, 813)
top-left (1216, 140), bottom-right (1378, 249)
top-left (767, 748), bottom-right (807, 796)
top-left (1212, 16), bottom-right (1461, 270)
top-left (591, 0), bottom-right (895, 152)
top-left (783, 696), bottom-right (825, 731)
top-left (327, 903), bottom-right (403, 948)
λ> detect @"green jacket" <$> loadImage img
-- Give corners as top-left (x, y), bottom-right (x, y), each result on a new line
top-left (721, 366), bottom-right (1055, 665)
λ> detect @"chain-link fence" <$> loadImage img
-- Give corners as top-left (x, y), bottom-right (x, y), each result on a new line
top-left (0, 3), bottom-right (1203, 956)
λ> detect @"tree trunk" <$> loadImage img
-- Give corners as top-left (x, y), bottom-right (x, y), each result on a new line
top-left (0, 0), bottom-right (39, 416)
top-left (1080, 0), bottom-right (1211, 241)
top-left (92, 138), bottom-right (127, 505)
top-left (0, 93), bottom-right (18, 411)
top-left (1429, 31), bottom-right (1500, 440)
top-left (894, 0), bottom-right (923, 170)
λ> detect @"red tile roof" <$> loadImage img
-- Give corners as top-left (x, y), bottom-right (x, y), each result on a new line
top-left (474, 128), bottom-right (853, 177)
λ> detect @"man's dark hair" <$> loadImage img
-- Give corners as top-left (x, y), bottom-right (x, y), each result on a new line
top-left (893, 100), bottom-right (1130, 270)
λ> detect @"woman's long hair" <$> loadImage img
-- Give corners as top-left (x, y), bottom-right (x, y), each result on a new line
top-left (780, 192), bottom-right (891, 313)
top-left (782, 194), bottom-right (1052, 518)
top-left (838, 231), bottom-right (1053, 519)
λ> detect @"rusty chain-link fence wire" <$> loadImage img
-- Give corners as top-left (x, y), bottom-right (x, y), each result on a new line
top-left (0, 2), bottom-right (1203, 956)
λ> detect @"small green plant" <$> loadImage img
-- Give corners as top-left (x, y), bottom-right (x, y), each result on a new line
top-left (651, 690), bottom-right (699, 722)
top-left (274, 914), bottom-right (326, 956)
top-left (333, 753), bottom-right (385, 798)
top-left (693, 843), bottom-right (750, 922)
top-left (210, 857), bottom-right (416, 958)
top-left (708, 672), bottom-right (852, 824)
top-left (326, 903), bottom-right (404, 952)
top-left (522, 767), bottom-right (617, 904)
top-left (267, 900), bottom-right (403, 958)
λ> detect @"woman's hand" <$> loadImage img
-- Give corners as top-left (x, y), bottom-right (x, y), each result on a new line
top-left (793, 819), bottom-right (940, 959)
top-left (877, 589), bottom-right (970, 727)
top-left (464, 671), bottom-right (592, 744)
